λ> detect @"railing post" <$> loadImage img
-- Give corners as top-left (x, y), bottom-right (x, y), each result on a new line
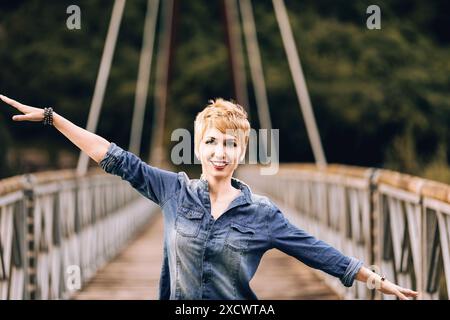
top-left (368, 168), bottom-right (380, 300)
top-left (419, 186), bottom-right (425, 300)
top-left (22, 174), bottom-right (36, 300)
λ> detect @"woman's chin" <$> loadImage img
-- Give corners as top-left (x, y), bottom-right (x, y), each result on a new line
top-left (207, 168), bottom-right (232, 178)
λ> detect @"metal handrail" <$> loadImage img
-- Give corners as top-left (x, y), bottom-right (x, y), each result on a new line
top-left (3, 164), bottom-right (448, 299)
top-left (0, 169), bottom-right (158, 300)
top-left (237, 164), bottom-right (450, 300)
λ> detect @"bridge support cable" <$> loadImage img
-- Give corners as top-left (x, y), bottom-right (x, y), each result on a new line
top-left (239, 0), bottom-right (278, 165)
top-left (128, 0), bottom-right (160, 156)
top-left (148, 0), bottom-right (175, 166)
top-left (272, 0), bottom-right (327, 168)
top-left (223, 0), bottom-right (251, 117)
top-left (76, 0), bottom-right (127, 176)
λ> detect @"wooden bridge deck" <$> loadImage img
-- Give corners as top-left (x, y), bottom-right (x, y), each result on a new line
top-left (72, 213), bottom-right (339, 300)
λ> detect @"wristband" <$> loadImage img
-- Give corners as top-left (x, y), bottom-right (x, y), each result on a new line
top-left (43, 107), bottom-right (53, 126)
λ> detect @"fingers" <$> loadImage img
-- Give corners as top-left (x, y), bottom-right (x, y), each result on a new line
top-left (400, 287), bottom-right (419, 297)
top-left (0, 94), bottom-right (23, 110)
top-left (396, 290), bottom-right (409, 300)
top-left (12, 114), bottom-right (32, 121)
top-left (395, 287), bottom-right (419, 300)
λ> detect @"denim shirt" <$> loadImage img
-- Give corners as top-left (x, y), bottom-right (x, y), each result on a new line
top-left (99, 143), bottom-right (364, 300)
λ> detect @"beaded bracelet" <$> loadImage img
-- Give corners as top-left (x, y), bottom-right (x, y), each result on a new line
top-left (43, 107), bottom-right (53, 126)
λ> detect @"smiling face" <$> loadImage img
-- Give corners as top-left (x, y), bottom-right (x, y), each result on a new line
top-left (197, 127), bottom-right (244, 180)
top-left (194, 98), bottom-right (251, 181)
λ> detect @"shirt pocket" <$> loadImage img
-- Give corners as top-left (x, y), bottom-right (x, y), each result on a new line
top-left (175, 206), bottom-right (205, 237)
top-left (225, 222), bottom-right (255, 252)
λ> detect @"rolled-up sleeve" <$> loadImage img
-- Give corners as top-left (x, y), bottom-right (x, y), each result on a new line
top-left (99, 142), bottom-right (180, 206)
top-left (268, 205), bottom-right (363, 287)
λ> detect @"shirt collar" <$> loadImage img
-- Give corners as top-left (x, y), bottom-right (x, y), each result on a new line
top-left (199, 174), bottom-right (253, 204)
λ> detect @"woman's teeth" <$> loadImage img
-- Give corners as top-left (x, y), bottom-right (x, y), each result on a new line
top-left (211, 161), bottom-right (228, 168)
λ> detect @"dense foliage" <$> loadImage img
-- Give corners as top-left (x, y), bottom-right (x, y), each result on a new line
top-left (0, 0), bottom-right (449, 182)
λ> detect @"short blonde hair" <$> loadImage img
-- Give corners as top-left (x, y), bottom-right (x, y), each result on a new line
top-left (194, 98), bottom-right (250, 160)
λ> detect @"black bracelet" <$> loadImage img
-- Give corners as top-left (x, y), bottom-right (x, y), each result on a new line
top-left (43, 107), bottom-right (53, 126)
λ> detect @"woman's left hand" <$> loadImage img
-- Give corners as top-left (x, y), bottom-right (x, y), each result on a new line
top-left (378, 279), bottom-right (419, 300)
top-left (356, 266), bottom-right (419, 300)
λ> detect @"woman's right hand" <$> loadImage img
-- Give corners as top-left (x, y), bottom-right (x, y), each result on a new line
top-left (1, 93), bottom-right (111, 164)
top-left (0, 94), bottom-right (44, 122)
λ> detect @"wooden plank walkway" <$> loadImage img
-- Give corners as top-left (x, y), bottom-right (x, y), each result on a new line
top-left (72, 213), bottom-right (339, 300)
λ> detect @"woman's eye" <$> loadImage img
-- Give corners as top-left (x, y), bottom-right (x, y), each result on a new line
top-left (205, 139), bottom-right (236, 147)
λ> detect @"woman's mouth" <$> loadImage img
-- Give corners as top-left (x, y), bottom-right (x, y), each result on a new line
top-left (210, 160), bottom-right (229, 170)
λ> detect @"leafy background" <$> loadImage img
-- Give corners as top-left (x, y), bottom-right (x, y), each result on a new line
top-left (0, 0), bottom-right (449, 182)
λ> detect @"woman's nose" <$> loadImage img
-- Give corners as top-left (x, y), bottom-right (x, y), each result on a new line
top-left (214, 143), bottom-right (225, 157)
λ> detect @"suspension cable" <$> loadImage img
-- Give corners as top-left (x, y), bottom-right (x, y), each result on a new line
top-left (223, 0), bottom-right (250, 116)
top-left (129, 0), bottom-right (160, 156)
top-left (76, 0), bottom-right (127, 176)
top-left (272, 0), bottom-right (327, 168)
top-left (239, 0), bottom-right (278, 165)
top-left (148, 0), bottom-right (175, 166)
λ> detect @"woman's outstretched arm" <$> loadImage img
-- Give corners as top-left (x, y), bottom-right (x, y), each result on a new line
top-left (268, 203), bottom-right (419, 300)
top-left (0, 94), bottom-right (110, 163)
top-left (1, 94), bottom-right (181, 206)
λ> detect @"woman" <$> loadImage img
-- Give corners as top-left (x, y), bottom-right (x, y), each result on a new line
top-left (0, 94), bottom-right (418, 300)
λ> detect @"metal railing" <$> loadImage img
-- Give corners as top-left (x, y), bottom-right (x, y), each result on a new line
top-left (2, 164), bottom-right (448, 300)
top-left (237, 164), bottom-right (450, 300)
top-left (0, 169), bottom-right (158, 300)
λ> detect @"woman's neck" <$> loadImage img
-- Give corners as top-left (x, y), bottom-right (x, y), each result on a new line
top-left (204, 175), bottom-right (239, 202)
